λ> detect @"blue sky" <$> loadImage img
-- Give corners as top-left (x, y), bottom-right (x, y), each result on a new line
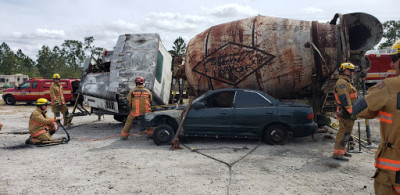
top-left (0, 0), bottom-right (398, 59)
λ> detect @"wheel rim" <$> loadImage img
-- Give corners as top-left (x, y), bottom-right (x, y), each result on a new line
top-left (157, 129), bottom-right (171, 143)
top-left (6, 97), bottom-right (13, 104)
top-left (270, 129), bottom-right (284, 143)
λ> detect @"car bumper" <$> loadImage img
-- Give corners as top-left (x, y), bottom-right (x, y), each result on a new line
top-left (290, 122), bottom-right (318, 138)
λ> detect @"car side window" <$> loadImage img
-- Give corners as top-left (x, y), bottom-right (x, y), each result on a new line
top-left (32, 81), bottom-right (38, 89)
top-left (20, 82), bottom-right (31, 89)
top-left (234, 91), bottom-right (271, 108)
top-left (203, 91), bottom-right (235, 108)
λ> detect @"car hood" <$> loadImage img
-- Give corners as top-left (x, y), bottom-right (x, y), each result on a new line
top-left (3, 88), bottom-right (14, 92)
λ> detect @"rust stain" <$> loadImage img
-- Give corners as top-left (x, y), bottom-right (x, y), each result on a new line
top-left (185, 13), bottom-right (383, 99)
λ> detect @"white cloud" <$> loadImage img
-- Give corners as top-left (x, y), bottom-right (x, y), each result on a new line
top-left (303, 7), bottom-right (323, 14)
top-left (184, 15), bottom-right (207, 24)
top-left (142, 12), bottom-right (201, 33)
top-left (12, 28), bottom-right (65, 40)
top-left (209, 3), bottom-right (258, 18)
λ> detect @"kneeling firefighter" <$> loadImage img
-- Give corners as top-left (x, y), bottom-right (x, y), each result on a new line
top-left (26, 98), bottom-right (61, 144)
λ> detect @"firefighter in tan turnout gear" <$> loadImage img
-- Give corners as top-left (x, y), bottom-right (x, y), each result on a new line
top-left (50, 73), bottom-right (69, 125)
top-left (26, 98), bottom-right (61, 144)
top-left (353, 39), bottom-right (400, 194)
top-left (333, 62), bottom-right (358, 161)
top-left (121, 76), bottom-right (152, 140)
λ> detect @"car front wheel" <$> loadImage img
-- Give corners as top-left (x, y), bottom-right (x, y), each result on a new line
top-left (4, 95), bottom-right (16, 105)
top-left (153, 124), bottom-right (175, 146)
top-left (264, 124), bottom-right (289, 145)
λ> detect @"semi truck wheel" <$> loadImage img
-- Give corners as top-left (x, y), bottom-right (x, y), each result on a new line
top-left (113, 115), bottom-right (127, 123)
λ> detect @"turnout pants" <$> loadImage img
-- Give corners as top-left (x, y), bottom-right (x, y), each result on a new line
top-left (121, 114), bottom-right (137, 138)
top-left (52, 104), bottom-right (69, 122)
top-left (30, 126), bottom-right (57, 144)
top-left (333, 118), bottom-right (355, 157)
top-left (374, 169), bottom-right (400, 195)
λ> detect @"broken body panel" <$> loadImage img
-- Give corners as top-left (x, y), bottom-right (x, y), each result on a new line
top-left (80, 33), bottom-right (172, 115)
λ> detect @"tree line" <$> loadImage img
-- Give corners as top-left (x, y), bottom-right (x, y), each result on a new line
top-left (0, 36), bottom-right (103, 79)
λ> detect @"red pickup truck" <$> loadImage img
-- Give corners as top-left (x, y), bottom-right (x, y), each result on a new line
top-left (2, 78), bottom-right (80, 105)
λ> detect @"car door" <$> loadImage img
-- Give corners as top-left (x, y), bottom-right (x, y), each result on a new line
top-left (232, 90), bottom-right (278, 137)
top-left (184, 91), bottom-right (236, 137)
top-left (18, 81), bottom-right (34, 101)
top-left (30, 81), bottom-right (40, 101)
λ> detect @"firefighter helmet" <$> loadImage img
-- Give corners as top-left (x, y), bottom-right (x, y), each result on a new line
top-left (35, 98), bottom-right (50, 106)
top-left (135, 76), bottom-right (144, 84)
top-left (53, 73), bottom-right (61, 79)
top-left (339, 62), bottom-right (356, 72)
top-left (389, 39), bottom-right (400, 56)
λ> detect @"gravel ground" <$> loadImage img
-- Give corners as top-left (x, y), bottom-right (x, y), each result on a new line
top-left (0, 100), bottom-right (382, 195)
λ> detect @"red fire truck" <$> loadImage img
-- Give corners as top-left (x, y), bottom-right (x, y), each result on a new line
top-left (365, 52), bottom-right (396, 87)
top-left (2, 78), bottom-right (80, 105)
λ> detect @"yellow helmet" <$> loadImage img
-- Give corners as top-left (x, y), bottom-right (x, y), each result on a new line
top-left (389, 39), bottom-right (400, 56)
top-left (35, 98), bottom-right (50, 106)
top-left (339, 62), bottom-right (356, 72)
top-left (53, 73), bottom-right (61, 79)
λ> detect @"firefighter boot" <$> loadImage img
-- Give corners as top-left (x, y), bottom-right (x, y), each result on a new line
top-left (344, 153), bottom-right (352, 157)
top-left (333, 154), bottom-right (350, 161)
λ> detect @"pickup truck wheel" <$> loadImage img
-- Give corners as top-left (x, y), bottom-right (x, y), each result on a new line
top-left (264, 124), bottom-right (289, 145)
top-left (153, 124), bottom-right (175, 146)
top-left (4, 95), bottom-right (16, 105)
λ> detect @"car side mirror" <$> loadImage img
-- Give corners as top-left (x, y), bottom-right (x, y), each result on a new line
top-left (193, 102), bottom-right (206, 110)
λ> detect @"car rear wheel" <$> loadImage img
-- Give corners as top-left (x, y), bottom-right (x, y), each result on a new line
top-left (153, 124), bottom-right (175, 146)
top-left (264, 124), bottom-right (289, 145)
top-left (4, 95), bottom-right (16, 105)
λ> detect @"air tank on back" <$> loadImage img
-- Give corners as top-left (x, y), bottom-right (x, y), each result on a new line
top-left (184, 13), bottom-right (383, 99)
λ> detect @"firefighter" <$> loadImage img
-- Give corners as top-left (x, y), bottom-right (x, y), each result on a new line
top-left (353, 39), bottom-right (400, 194)
top-left (26, 98), bottom-right (60, 144)
top-left (121, 76), bottom-right (152, 140)
top-left (50, 73), bottom-right (69, 125)
top-left (333, 62), bottom-right (358, 161)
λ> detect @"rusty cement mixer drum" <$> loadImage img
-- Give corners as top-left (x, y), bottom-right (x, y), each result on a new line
top-left (185, 13), bottom-right (382, 99)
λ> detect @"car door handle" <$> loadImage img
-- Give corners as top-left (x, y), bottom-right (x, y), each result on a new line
top-left (266, 112), bottom-right (274, 114)
top-left (221, 112), bottom-right (227, 115)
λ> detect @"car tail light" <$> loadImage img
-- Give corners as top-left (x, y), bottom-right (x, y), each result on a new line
top-left (307, 113), bottom-right (314, 120)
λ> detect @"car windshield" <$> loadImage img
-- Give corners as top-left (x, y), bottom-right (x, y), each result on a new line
top-left (192, 91), bottom-right (212, 104)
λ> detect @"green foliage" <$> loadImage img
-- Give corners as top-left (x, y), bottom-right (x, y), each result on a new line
top-left (168, 37), bottom-right (186, 57)
top-left (379, 20), bottom-right (400, 49)
top-left (0, 36), bottom-right (103, 79)
top-left (84, 36), bottom-right (104, 60)
top-left (168, 37), bottom-right (186, 67)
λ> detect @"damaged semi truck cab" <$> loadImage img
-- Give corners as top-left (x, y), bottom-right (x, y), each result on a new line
top-left (79, 33), bottom-right (173, 121)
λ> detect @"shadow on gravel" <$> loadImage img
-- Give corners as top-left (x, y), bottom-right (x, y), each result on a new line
top-left (1, 143), bottom-right (32, 150)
